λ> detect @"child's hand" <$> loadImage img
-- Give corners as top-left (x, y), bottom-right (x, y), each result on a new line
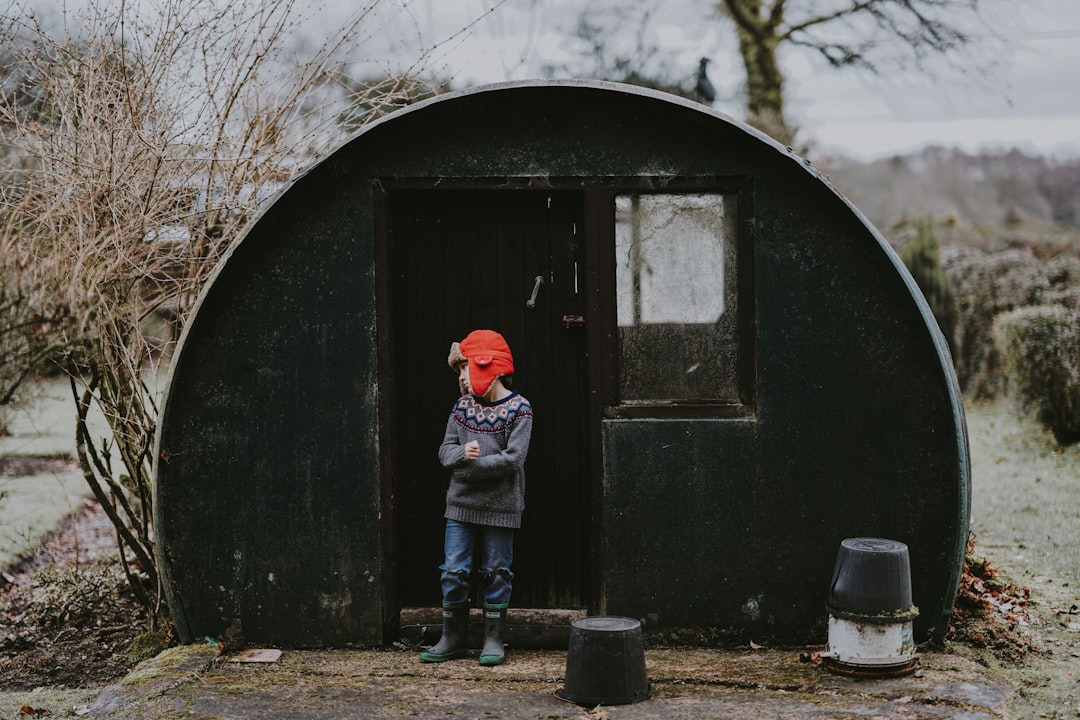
top-left (464, 441), bottom-right (480, 461)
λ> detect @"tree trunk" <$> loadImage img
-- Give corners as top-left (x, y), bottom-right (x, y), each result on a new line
top-left (723, 0), bottom-right (795, 146)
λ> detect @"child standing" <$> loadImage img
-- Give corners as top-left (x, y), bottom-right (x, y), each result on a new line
top-left (419, 329), bottom-right (533, 666)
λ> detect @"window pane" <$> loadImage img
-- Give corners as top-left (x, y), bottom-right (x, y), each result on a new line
top-left (615, 193), bottom-right (740, 403)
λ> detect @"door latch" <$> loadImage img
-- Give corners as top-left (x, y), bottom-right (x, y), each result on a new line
top-left (526, 276), bottom-right (544, 309)
top-left (561, 314), bottom-right (586, 329)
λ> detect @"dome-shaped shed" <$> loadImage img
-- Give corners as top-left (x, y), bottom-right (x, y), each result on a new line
top-left (154, 80), bottom-right (969, 647)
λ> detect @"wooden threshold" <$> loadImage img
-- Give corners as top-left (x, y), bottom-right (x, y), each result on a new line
top-left (399, 607), bottom-right (587, 650)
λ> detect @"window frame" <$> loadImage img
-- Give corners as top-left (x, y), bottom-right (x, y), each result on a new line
top-left (589, 177), bottom-right (756, 419)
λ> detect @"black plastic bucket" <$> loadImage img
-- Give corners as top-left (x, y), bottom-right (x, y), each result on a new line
top-left (826, 537), bottom-right (917, 621)
top-left (557, 616), bottom-right (650, 706)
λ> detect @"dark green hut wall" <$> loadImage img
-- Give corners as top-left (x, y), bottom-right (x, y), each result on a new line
top-left (157, 172), bottom-right (381, 645)
top-left (155, 83), bottom-right (967, 646)
top-left (602, 178), bottom-right (966, 640)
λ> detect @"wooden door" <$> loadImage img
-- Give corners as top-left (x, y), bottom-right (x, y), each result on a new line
top-left (381, 188), bottom-right (591, 611)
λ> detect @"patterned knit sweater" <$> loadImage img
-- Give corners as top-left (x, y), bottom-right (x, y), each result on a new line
top-left (438, 392), bottom-right (533, 529)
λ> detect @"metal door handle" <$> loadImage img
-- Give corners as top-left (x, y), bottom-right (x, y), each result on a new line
top-left (526, 275), bottom-right (544, 309)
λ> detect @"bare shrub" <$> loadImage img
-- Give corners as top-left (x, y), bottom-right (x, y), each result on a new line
top-left (0, 243), bottom-right (72, 428)
top-left (21, 559), bottom-right (130, 629)
top-left (0, 0), bottom-right (433, 625)
top-left (993, 305), bottom-right (1080, 445)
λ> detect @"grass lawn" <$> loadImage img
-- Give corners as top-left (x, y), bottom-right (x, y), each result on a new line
top-left (1, 372), bottom-right (167, 571)
top-left (1, 379), bottom-right (85, 570)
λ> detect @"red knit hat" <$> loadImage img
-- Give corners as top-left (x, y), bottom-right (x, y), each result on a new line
top-left (453, 329), bottom-right (514, 397)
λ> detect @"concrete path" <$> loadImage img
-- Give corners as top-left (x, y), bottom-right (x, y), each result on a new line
top-left (88, 643), bottom-right (1012, 719)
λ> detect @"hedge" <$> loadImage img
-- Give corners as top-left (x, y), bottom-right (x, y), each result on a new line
top-left (943, 247), bottom-right (1080, 398)
top-left (992, 304), bottom-right (1080, 444)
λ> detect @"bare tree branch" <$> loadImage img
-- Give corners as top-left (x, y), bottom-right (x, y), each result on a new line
top-left (715, 0), bottom-right (995, 146)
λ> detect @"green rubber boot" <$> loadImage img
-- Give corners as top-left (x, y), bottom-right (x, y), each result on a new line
top-left (479, 605), bottom-right (507, 666)
top-left (419, 604), bottom-right (469, 663)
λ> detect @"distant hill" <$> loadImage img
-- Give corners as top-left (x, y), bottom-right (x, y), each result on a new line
top-left (819, 147), bottom-right (1080, 232)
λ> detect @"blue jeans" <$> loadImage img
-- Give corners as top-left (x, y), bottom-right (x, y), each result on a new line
top-left (439, 519), bottom-right (514, 607)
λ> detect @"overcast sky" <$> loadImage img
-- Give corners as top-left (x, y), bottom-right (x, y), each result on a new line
top-left (20, 0), bottom-right (1080, 160)
top-left (358, 0), bottom-right (1080, 160)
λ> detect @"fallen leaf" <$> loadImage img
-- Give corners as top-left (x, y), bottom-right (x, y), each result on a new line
top-left (73, 707), bottom-right (91, 717)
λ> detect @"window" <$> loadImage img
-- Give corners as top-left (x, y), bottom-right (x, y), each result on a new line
top-left (614, 192), bottom-right (744, 405)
